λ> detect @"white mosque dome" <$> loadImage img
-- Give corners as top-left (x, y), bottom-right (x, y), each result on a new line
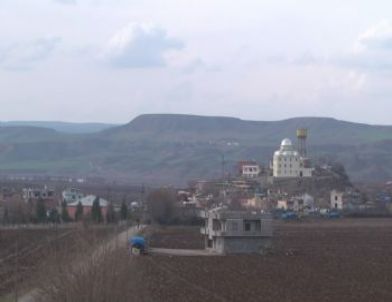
top-left (281, 138), bottom-right (292, 146)
top-left (280, 138), bottom-right (294, 151)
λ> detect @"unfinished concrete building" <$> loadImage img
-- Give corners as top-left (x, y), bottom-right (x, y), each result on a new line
top-left (200, 207), bottom-right (273, 254)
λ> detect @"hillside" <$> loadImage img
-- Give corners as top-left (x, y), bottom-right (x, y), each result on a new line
top-left (0, 114), bottom-right (392, 185)
top-left (0, 121), bottom-right (117, 134)
top-left (104, 114), bottom-right (392, 145)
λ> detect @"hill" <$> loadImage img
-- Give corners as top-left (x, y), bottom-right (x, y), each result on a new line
top-left (0, 114), bottom-right (392, 185)
top-left (104, 114), bottom-right (392, 145)
top-left (0, 121), bottom-right (117, 134)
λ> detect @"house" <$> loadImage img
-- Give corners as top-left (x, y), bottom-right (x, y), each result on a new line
top-left (67, 195), bottom-right (109, 220)
top-left (22, 186), bottom-right (57, 208)
top-left (237, 161), bottom-right (261, 179)
top-left (330, 190), bottom-right (344, 210)
top-left (277, 199), bottom-right (289, 210)
top-left (244, 196), bottom-right (271, 211)
top-left (23, 186), bottom-right (55, 202)
top-left (276, 194), bottom-right (315, 212)
top-left (200, 207), bottom-right (273, 254)
top-left (62, 188), bottom-right (84, 204)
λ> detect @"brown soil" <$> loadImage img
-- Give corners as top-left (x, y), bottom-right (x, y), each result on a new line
top-left (147, 226), bottom-right (204, 250)
top-left (0, 225), bottom-right (120, 296)
top-left (129, 219), bottom-right (392, 302)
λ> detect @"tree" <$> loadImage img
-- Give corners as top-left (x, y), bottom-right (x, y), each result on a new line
top-left (75, 201), bottom-right (84, 222)
top-left (61, 200), bottom-right (71, 222)
top-left (146, 188), bottom-right (177, 225)
top-left (35, 198), bottom-right (47, 223)
top-left (3, 206), bottom-right (9, 225)
top-left (48, 209), bottom-right (60, 223)
top-left (91, 196), bottom-right (103, 223)
top-left (106, 202), bottom-right (116, 224)
top-left (120, 200), bottom-right (128, 221)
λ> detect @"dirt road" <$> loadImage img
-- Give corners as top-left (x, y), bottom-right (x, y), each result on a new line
top-left (17, 225), bottom-right (143, 302)
top-left (149, 248), bottom-right (218, 256)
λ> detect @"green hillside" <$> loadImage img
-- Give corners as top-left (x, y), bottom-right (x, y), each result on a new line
top-left (0, 114), bottom-right (391, 185)
top-left (0, 121), bottom-right (117, 134)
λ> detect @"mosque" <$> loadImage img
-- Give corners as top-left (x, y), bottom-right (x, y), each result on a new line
top-left (272, 130), bottom-right (313, 178)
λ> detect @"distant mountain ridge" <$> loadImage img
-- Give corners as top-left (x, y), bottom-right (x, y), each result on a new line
top-left (0, 114), bottom-right (391, 185)
top-left (107, 114), bottom-right (392, 145)
top-left (0, 121), bottom-right (117, 134)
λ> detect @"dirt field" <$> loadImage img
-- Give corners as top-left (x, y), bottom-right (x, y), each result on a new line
top-left (130, 219), bottom-right (392, 302)
top-left (147, 226), bottom-right (204, 249)
top-left (0, 225), bottom-right (121, 297)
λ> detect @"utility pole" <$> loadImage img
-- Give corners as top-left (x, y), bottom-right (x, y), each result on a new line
top-left (221, 153), bottom-right (225, 181)
top-left (14, 232), bottom-right (19, 302)
top-left (220, 152), bottom-right (227, 204)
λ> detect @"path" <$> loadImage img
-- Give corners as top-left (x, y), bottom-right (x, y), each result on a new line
top-left (17, 225), bottom-right (143, 302)
top-left (149, 247), bottom-right (219, 256)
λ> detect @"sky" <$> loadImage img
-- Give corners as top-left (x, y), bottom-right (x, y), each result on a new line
top-left (1, 0), bottom-right (392, 124)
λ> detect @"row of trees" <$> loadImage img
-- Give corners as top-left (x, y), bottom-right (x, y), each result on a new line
top-left (3, 187), bottom-right (193, 225)
top-left (2, 197), bottom-right (130, 225)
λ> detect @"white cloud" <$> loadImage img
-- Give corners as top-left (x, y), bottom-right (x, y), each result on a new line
top-left (335, 20), bottom-right (392, 72)
top-left (0, 37), bottom-right (60, 70)
top-left (101, 23), bottom-right (184, 68)
top-left (356, 20), bottom-right (392, 52)
top-left (53, 0), bottom-right (77, 5)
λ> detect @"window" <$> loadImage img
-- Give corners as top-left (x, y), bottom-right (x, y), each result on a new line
top-left (244, 222), bottom-right (251, 231)
top-left (213, 219), bottom-right (221, 231)
top-left (255, 221), bottom-right (261, 232)
top-left (231, 222), bottom-right (238, 231)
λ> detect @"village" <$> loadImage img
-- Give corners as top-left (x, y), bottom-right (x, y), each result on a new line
top-left (1, 128), bottom-right (392, 301)
top-left (0, 129), bottom-right (391, 228)
top-left (0, 128), bottom-right (391, 249)
top-left (0, 128), bottom-right (381, 226)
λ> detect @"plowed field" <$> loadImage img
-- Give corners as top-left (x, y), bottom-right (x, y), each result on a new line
top-left (130, 219), bottom-right (392, 302)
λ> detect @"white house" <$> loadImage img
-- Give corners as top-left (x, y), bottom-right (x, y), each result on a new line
top-left (62, 188), bottom-right (84, 204)
top-left (238, 161), bottom-right (261, 178)
top-left (276, 194), bottom-right (314, 212)
top-left (330, 190), bottom-right (344, 210)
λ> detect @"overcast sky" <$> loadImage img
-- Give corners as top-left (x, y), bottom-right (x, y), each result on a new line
top-left (1, 0), bottom-right (392, 124)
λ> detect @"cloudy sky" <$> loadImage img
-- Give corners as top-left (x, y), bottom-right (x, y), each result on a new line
top-left (1, 0), bottom-right (392, 124)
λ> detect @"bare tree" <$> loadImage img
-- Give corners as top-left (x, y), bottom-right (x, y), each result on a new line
top-left (146, 188), bottom-right (177, 224)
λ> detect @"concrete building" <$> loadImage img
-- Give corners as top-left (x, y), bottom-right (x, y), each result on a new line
top-left (200, 207), bottom-right (273, 254)
top-left (330, 190), bottom-right (344, 210)
top-left (272, 138), bottom-right (312, 178)
top-left (23, 186), bottom-right (55, 202)
top-left (276, 193), bottom-right (315, 212)
top-left (62, 188), bottom-right (84, 204)
top-left (22, 186), bottom-right (57, 208)
top-left (237, 161), bottom-right (261, 178)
